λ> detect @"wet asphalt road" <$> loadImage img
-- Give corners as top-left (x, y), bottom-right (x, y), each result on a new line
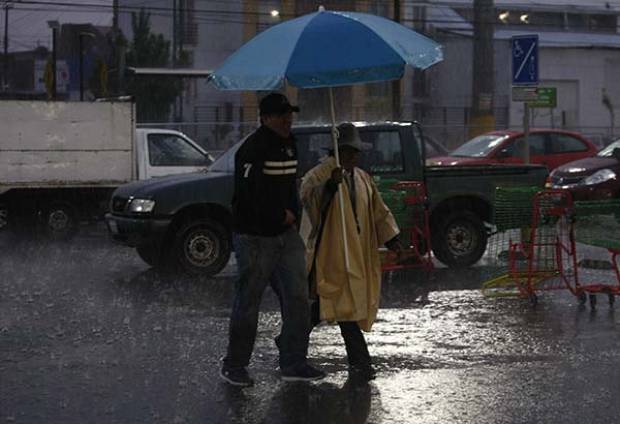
top-left (2, 227), bottom-right (620, 423)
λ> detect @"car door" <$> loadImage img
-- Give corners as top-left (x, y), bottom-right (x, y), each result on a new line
top-left (494, 133), bottom-right (548, 166)
top-left (547, 133), bottom-right (595, 170)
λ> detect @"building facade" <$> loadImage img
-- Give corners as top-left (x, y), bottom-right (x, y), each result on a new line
top-left (115, 1), bottom-right (620, 151)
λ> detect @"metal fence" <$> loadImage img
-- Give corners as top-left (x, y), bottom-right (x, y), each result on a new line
top-left (138, 114), bottom-right (619, 155)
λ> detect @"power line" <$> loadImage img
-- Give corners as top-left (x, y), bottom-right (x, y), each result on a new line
top-left (4, 1), bottom-right (620, 37)
top-left (8, 3), bottom-right (620, 30)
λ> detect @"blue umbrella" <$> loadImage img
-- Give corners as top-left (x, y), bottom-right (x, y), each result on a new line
top-left (210, 7), bottom-right (442, 90)
top-left (210, 7), bottom-right (443, 269)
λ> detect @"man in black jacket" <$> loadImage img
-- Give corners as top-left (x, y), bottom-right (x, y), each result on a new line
top-left (220, 93), bottom-right (325, 387)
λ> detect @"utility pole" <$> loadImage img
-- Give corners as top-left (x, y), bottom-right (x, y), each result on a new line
top-left (112, 0), bottom-right (118, 30)
top-left (470, 0), bottom-right (495, 138)
top-left (178, 0), bottom-right (184, 121)
top-left (3, 1), bottom-right (12, 92)
top-left (172, 0), bottom-right (177, 66)
top-left (47, 20), bottom-right (59, 100)
top-left (112, 0), bottom-right (125, 95)
top-left (392, 0), bottom-right (401, 121)
top-left (79, 32), bottom-right (95, 101)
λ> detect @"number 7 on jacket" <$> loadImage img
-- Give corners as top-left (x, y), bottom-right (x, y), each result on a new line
top-left (243, 163), bottom-right (252, 178)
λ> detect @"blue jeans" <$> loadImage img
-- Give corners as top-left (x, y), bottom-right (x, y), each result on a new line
top-left (224, 228), bottom-right (310, 371)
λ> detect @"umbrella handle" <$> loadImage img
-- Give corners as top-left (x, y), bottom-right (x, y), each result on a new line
top-left (329, 87), bottom-right (350, 271)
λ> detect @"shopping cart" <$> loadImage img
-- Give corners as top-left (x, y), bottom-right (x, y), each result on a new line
top-left (508, 190), bottom-right (620, 307)
top-left (482, 185), bottom-right (544, 298)
top-left (379, 180), bottom-right (433, 273)
top-left (507, 189), bottom-right (574, 304)
top-left (571, 198), bottom-right (620, 306)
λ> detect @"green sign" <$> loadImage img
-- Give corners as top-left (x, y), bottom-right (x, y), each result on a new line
top-left (528, 87), bottom-right (557, 108)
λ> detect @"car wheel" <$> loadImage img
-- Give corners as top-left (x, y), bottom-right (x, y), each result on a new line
top-left (172, 218), bottom-right (231, 277)
top-left (0, 206), bottom-right (8, 231)
top-left (43, 202), bottom-right (79, 240)
top-left (432, 210), bottom-right (487, 268)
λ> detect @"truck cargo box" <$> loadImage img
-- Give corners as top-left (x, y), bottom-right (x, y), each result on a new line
top-left (0, 100), bottom-right (135, 192)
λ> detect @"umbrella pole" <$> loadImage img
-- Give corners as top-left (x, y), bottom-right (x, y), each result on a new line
top-left (329, 87), bottom-right (350, 271)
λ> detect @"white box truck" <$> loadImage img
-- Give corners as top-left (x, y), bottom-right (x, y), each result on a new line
top-left (0, 100), bottom-right (213, 239)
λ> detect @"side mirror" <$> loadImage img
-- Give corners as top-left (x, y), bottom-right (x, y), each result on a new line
top-left (613, 147), bottom-right (620, 162)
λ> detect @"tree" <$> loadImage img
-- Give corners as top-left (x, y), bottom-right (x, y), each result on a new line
top-left (125, 9), bottom-right (182, 122)
top-left (89, 58), bottom-right (109, 99)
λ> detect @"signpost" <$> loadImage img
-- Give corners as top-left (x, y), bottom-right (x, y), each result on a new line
top-left (512, 35), bottom-right (539, 163)
top-left (528, 87), bottom-right (557, 108)
top-left (511, 86), bottom-right (538, 102)
top-left (511, 86), bottom-right (557, 107)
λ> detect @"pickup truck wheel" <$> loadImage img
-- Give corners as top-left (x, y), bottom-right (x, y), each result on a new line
top-left (432, 210), bottom-right (487, 268)
top-left (173, 218), bottom-right (231, 277)
top-left (0, 207), bottom-right (7, 231)
top-left (43, 202), bottom-right (79, 240)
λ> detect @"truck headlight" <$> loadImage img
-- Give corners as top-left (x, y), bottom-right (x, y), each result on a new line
top-left (128, 198), bottom-right (155, 213)
top-left (582, 169), bottom-right (616, 186)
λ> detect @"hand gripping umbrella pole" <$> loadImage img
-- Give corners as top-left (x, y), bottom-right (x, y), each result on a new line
top-left (328, 87), bottom-right (350, 270)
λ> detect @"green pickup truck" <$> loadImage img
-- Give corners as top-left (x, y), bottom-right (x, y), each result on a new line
top-left (105, 122), bottom-right (548, 276)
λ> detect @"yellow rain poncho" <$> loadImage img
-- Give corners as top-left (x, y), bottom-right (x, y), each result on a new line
top-left (299, 156), bottom-right (400, 331)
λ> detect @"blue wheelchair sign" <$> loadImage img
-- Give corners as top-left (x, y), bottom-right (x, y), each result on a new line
top-left (512, 35), bottom-right (538, 86)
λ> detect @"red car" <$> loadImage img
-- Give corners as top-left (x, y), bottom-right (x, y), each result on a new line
top-left (428, 129), bottom-right (598, 171)
top-left (550, 139), bottom-right (620, 201)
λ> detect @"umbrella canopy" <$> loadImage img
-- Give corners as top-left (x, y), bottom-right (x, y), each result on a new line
top-left (210, 7), bottom-right (443, 271)
top-left (210, 8), bottom-right (443, 90)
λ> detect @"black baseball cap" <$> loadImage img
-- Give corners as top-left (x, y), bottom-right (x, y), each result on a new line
top-left (259, 93), bottom-right (300, 116)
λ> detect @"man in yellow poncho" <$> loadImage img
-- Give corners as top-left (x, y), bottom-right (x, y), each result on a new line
top-left (299, 122), bottom-right (403, 381)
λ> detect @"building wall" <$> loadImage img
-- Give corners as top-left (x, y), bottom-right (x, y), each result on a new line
top-left (427, 30), bottom-right (620, 147)
top-left (508, 48), bottom-right (620, 144)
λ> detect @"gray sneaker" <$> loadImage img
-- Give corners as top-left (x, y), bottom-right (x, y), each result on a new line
top-left (281, 363), bottom-right (326, 382)
top-left (220, 365), bottom-right (254, 387)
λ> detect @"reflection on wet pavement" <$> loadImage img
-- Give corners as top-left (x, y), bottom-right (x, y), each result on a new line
top-left (3, 233), bottom-right (620, 423)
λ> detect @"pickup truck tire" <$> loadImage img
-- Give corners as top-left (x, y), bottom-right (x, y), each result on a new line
top-left (173, 218), bottom-right (231, 277)
top-left (432, 210), bottom-right (487, 268)
top-left (43, 202), bottom-right (79, 241)
top-left (0, 206), bottom-right (7, 231)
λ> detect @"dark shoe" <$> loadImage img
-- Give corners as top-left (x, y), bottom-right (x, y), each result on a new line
top-left (281, 363), bottom-right (326, 382)
top-left (220, 365), bottom-right (254, 387)
top-left (349, 365), bottom-right (376, 381)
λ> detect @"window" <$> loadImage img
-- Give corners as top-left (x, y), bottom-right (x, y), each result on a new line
top-left (358, 130), bottom-right (404, 174)
top-left (211, 128), bottom-right (405, 176)
top-left (369, 1), bottom-right (390, 17)
top-left (550, 134), bottom-right (588, 153)
top-left (148, 134), bottom-right (209, 167)
top-left (506, 134), bottom-right (546, 157)
top-left (412, 6), bottom-right (427, 31)
top-left (295, 132), bottom-right (332, 176)
top-left (179, 0), bottom-right (198, 45)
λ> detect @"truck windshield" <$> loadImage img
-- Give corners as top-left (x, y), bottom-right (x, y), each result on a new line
top-left (450, 134), bottom-right (509, 158)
